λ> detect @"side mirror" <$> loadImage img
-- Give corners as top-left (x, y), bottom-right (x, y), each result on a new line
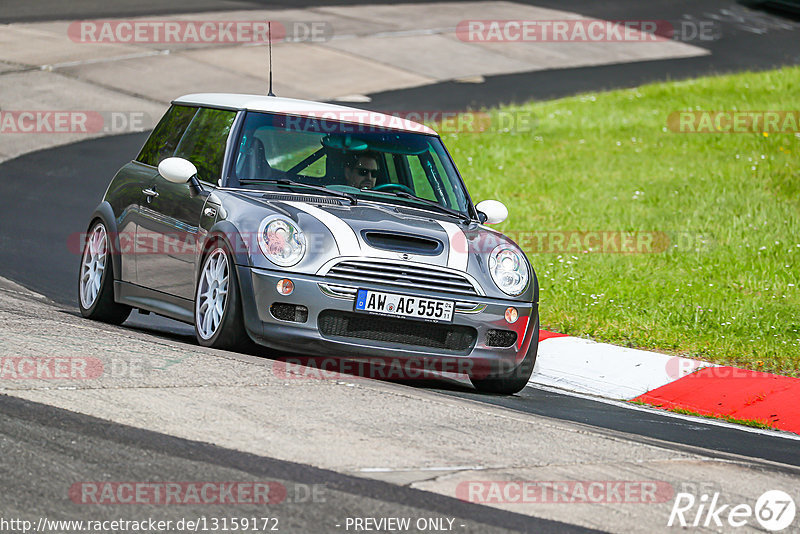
top-left (475, 200), bottom-right (508, 225)
top-left (158, 157), bottom-right (198, 184)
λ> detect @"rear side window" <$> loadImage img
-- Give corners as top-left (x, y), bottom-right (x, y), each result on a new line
top-left (136, 105), bottom-right (197, 167)
top-left (174, 107), bottom-right (237, 184)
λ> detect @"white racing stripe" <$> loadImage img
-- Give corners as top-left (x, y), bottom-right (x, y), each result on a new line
top-left (437, 221), bottom-right (468, 271)
top-left (284, 201), bottom-right (361, 256)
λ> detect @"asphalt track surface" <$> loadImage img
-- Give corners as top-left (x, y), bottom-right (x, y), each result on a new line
top-left (1, 131), bottom-right (799, 471)
top-left (367, 0), bottom-right (800, 110)
top-left (2, 0), bottom-right (799, 110)
top-left (0, 394), bottom-right (590, 534)
top-left (2, 1), bottom-right (800, 530)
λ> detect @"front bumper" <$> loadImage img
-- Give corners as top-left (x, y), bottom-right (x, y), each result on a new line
top-left (238, 265), bottom-right (538, 376)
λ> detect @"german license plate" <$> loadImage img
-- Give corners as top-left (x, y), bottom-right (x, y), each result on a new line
top-left (355, 289), bottom-right (454, 322)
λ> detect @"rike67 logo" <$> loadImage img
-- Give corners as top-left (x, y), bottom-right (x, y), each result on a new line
top-left (668, 490), bottom-right (796, 531)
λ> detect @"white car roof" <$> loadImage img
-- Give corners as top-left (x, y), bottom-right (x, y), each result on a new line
top-left (173, 93), bottom-right (437, 136)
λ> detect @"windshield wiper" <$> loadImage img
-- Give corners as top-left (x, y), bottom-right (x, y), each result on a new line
top-left (240, 178), bottom-right (357, 205)
top-left (372, 191), bottom-right (471, 224)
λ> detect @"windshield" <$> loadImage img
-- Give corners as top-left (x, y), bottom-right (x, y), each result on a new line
top-left (226, 111), bottom-right (472, 217)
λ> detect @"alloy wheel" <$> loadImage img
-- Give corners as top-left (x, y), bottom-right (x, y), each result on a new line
top-left (79, 224), bottom-right (108, 309)
top-left (196, 248), bottom-right (230, 340)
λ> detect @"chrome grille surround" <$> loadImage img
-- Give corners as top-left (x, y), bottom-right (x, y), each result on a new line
top-left (317, 257), bottom-right (484, 297)
top-left (317, 283), bottom-right (486, 313)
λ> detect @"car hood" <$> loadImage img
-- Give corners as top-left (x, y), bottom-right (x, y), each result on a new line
top-left (215, 190), bottom-right (534, 301)
top-left (285, 201), bottom-right (464, 269)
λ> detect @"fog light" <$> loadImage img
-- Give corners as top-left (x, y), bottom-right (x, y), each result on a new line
top-left (504, 307), bottom-right (518, 324)
top-left (277, 278), bottom-right (294, 295)
top-left (270, 303), bottom-right (308, 323)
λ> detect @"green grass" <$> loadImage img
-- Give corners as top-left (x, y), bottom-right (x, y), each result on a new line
top-left (629, 401), bottom-right (777, 430)
top-left (441, 67), bottom-right (800, 376)
top-left (668, 407), bottom-right (776, 430)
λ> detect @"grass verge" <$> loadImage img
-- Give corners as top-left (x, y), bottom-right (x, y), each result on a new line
top-left (629, 400), bottom-right (777, 430)
top-left (443, 66), bottom-right (800, 375)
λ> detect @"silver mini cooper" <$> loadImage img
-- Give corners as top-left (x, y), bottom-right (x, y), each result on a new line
top-left (78, 94), bottom-right (539, 394)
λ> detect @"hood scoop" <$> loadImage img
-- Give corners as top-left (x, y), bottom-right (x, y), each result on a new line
top-left (362, 230), bottom-right (443, 256)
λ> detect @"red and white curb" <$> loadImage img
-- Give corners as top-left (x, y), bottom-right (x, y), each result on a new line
top-left (530, 330), bottom-right (800, 435)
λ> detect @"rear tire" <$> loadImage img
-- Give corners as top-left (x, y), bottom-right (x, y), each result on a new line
top-left (194, 241), bottom-right (252, 350)
top-left (78, 221), bottom-right (131, 325)
top-left (470, 313), bottom-right (539, 395)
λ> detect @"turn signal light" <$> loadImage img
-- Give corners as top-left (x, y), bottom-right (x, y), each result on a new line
top-left (504, 307), bottom-right (518, 324)
top-left (277, 279), bottom-right (294, 295)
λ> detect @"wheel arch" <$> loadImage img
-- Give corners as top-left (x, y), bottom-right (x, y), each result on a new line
top-left (196, 220), bottom-right (252, 283)
top-left (86, 201), bottom-right (122, 282)
top-left (195, 220), bottom-right (261, 344)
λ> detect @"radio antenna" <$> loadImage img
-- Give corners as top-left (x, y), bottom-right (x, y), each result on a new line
top-left (267, 21), bottom-right (276, 97)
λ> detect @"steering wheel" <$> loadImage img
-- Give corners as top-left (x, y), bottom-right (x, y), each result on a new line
top-left (373, 183), bottom-right (415, 195)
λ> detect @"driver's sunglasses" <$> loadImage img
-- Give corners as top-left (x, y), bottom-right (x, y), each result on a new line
top-left (356, 168), bottom-right (379, 178)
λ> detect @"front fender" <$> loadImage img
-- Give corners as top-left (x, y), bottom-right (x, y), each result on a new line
top-left (197, 219), bottom-right (252, 277)
top-left (198, 219), bottom-right (262, 341)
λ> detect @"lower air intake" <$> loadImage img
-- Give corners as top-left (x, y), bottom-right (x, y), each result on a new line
top-left (271, 303), bottom-right (309, 323)
top-left (318, 311), bottom-right (477, 353)
top-left (485, 329), bottom-right (518, 348)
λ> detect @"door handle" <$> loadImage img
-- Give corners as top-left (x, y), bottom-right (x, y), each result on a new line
top-left (142, 188), bottom-right (159, 198)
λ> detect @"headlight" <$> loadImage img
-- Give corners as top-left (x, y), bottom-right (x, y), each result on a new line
top-left (488, 245), bottom-right (529, 296)
top-left (257, 217), bottom-right (306, 267)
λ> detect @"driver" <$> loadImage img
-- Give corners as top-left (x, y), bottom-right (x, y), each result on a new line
top-left (344, 152), bottom-right (380, 189)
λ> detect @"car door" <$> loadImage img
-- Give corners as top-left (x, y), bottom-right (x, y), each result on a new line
top-left (103, 161), bottom-right (158, 284)
top-left (127, 104), bottom-right (198, 286)
top-left (136, 106), bottom-right (237, 300)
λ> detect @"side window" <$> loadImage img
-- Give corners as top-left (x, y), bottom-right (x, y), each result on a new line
top-left (136, 105), bottom-right (197, 167)
top-left (385, 154), bottom-right (399, 182)
top-left (255, 128), bottom-right (325, 178)
top-left (300, 155), bottom-right (327, 178)
top-left (174, 107), bottom-right (237, 184)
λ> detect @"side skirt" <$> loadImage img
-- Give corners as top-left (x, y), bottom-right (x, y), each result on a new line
top-left (114, 280), bottom-right (194, 324)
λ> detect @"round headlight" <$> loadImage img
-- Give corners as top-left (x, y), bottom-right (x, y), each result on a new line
top-left (488, 245), bottom-right (529, 296)
top-left (257, 217), bottom-right (307, 267)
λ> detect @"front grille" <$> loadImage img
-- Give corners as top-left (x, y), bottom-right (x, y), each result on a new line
top-left (325, 260), bottom-right (478, 296)
top-left (486, 329), bottom-right (517, 348)
top-left (318, 310), bottom-right (477, 353)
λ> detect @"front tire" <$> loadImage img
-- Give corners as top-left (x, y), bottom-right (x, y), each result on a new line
top-left (470, 313), bottom-right (539, 395)
top-left (78, 221), bottom-right (131, 324)
top-left (194, 242), bottom-right (251, 350)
